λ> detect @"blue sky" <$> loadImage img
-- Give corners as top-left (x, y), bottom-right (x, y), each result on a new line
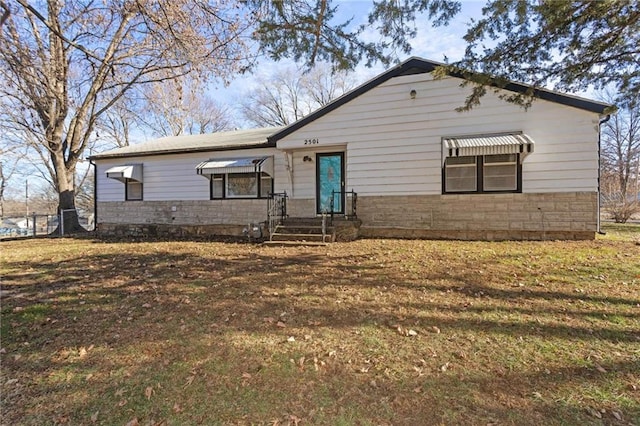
top-left (209, 0), bottom-right (487, 127)
top-left (6, 1), bottom-right (489, 201)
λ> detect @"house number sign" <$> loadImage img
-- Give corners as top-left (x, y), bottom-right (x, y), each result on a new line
top-left (304, 138), bottom-right (319, 145)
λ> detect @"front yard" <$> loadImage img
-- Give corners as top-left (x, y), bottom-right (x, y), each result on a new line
top-left (1, 224), bottom-right (639, 425)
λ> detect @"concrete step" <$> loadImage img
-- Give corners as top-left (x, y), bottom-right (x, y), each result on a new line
top-left (263, 240), bottom-right (328, 247)
top-left (274, 225), bottom-right (334, 235)
top-left (270, 232), bottom-right (332, 242)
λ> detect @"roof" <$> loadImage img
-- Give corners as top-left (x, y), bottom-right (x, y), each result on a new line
top-left (268, 57), bottom-right (613, 143)
top-left (90, 127), bottom-right (282, 160)
top-left (90, 57), bottom-right (612, 160)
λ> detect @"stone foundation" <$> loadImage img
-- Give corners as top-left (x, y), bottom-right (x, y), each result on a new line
top-left (97, 199), bottom-right (268, 238)
top-left (97, 192), bottom-right (597, 241)
top-left (357, 192), bottom-right (597, 240)
top-left (96, 223), bottom-right (255, 239)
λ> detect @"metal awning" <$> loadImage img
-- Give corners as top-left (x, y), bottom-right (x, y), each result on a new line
top-left (105, 164), bottom-right (143, 182)
top-left (443, 133), bottom-right (535, 159)
top-left (196, 156), bottom-right (274, 177)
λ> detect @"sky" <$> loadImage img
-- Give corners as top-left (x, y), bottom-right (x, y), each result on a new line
top-left (6, 0), bottom-right (490, 203)
top-left (208, 0), bottom-right (487, 128)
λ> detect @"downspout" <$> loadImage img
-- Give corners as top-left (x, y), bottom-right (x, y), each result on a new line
top-left (90, 159), bottom-right (97, 233)
top-left (597, 114), bottom-right (611, 235)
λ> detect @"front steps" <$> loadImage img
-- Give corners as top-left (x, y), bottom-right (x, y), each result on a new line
top-left (264, 217), bottom-right (335, 247)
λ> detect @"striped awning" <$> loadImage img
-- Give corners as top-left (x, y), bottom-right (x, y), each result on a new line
top-left (105, 164), bottom-right (143, 182)
top-left (443, 133), bottom-right (535, 158)
top-left (196, 156), bottom-right (274, 177)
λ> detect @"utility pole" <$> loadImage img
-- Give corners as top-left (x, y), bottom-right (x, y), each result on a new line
top-left (25, 179), bottom-right (28, 216)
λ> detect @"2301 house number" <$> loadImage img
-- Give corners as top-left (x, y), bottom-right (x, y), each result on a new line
top-left (304, 138), bottom-right (319, 145)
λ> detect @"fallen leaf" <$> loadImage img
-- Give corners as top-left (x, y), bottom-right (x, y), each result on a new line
top-left (173, 403), bottom-right (182, 413)
top-left (440, 362), bottom-right (450, 372)
top-left (115, 388), bottom-right (126, 397)
top-left (79, 347), bottom-right (87, 358)
top-left (144, 386), bottom-right (154, 400)
top-left (117, 399), bottom-right (127, 407)
top-left (90, 411), bottom-right (99, 423)
top-left (287, 336), bottom-right (295, 342)
top-left (586, 407), bottom-right (602, 419)
top-left (184, 375), bottom-right (195, 388)
top-left (5, 379), bottom-right (18, 386)
top-left (407, 329), bottom-right (418, 336)
top-left (142, 303), bottom-right (151, 308)
top-left (125, 418), bottom-right (139, 426)
top-left (276, 321), bottom-right (286, 328)
top-left (431, 326), bottom-right (441, 334)
top-left (242, 372), bottom-right (252, 379)
top-left (594, 364), bottom-right (607, 373)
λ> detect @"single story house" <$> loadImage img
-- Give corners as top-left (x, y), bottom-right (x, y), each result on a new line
top-left (90, 57), bottom-right (611, 241)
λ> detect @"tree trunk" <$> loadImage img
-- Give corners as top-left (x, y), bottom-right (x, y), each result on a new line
top-left (52, 152), bottom-right (84, 234)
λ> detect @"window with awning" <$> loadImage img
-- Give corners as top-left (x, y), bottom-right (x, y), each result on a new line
top-left (442, 133), bottom-right (533, 194)
top-left (196, 156), bottom-right (273, 177)
top-left (196, 156), bottom-right (274, 199)
top-left (105, 164), bottom-right (143, 201)
top-left (443, 133), bottom-right (534, 160)
top-left (105, 164), bottom-right (143, 183)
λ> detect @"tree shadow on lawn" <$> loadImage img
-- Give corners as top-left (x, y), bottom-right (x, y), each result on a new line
top-left (3, 320), bottom-right (639, 425)
top-left (2, 247), bottom-right (639, 344)
top-left (2, 242), bottom-right (640, 424)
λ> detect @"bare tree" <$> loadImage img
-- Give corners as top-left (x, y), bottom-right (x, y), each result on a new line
top-left (140, 78), bottom-right (236, 137)
top-left (0, 0), bottom-right (255, 232)
top-left (0, 144), bottom-right (25, 217)
top-left (241, 64), bottom-right (357, 127)
top-left (96, 97), bottom-right (142, 149)
top-left (601, 96), bottom-right (640, 223)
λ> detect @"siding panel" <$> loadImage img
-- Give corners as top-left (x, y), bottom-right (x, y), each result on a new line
top-left (277, 73), bottom-right (599, 196)
top-left (96, 148), bottom-right (281, 202)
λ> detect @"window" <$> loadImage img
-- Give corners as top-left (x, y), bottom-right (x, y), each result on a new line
top-left (444, 154), bottom-right (520, 194)
top-left (125, 180), bottom-right (143, 200)
top-left (210, 172), bottom-right (273, 199)
top-left (483, 154), bottom-right (518, 191)
top-left (444, 157), bottom-right (477, 192)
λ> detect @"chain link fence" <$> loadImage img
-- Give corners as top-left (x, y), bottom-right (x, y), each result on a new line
top-left (0, 210), bottom-right (94, 239)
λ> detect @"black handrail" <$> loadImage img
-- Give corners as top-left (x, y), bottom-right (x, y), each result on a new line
top-left (329, 190), bottom-right (357, 224)
top-left (267, 191), bottom-right (288, 238)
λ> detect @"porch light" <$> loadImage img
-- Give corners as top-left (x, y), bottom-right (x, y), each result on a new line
top-left (410, 89), bottom-right (417, 99)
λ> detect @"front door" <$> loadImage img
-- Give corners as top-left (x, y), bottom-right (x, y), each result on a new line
top-left (316, 152), bottom-right (345, 214)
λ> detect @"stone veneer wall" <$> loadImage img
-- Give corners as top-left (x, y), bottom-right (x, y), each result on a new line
top-left (356, 192), bottom-right (597, 240)
top-left (97, 192), bottom-right (597, 240)
top-left (97, 200), bottom-right (268, 237)
top-left (286, 198), bottom-right (316, 217)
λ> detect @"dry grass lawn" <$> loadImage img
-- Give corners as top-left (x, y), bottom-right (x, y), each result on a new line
top-left (1, 224), bottom-right (639, 425)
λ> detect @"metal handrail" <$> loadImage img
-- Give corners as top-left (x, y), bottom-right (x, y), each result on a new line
top-left (267, 191), bottom-right (288, 239)
top-left (329, 190), bottom-right (357, 224)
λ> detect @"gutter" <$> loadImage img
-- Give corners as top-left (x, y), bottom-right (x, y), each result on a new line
top-left (597, 114), bottom-right (611, 235)
top-left (90, 159), bottom-right (97, 232)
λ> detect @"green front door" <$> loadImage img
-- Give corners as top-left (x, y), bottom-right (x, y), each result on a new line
top-left (316, 152), bottom-right (344, 214)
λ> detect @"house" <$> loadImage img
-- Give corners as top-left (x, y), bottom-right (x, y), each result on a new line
top-left (90, 57), bottom-right (611, 241)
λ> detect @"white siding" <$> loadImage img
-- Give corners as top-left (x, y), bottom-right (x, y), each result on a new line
top-left (96, 148), bottom-right (283, 202)
top-left (277, 73), bottom-right (600, 196)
